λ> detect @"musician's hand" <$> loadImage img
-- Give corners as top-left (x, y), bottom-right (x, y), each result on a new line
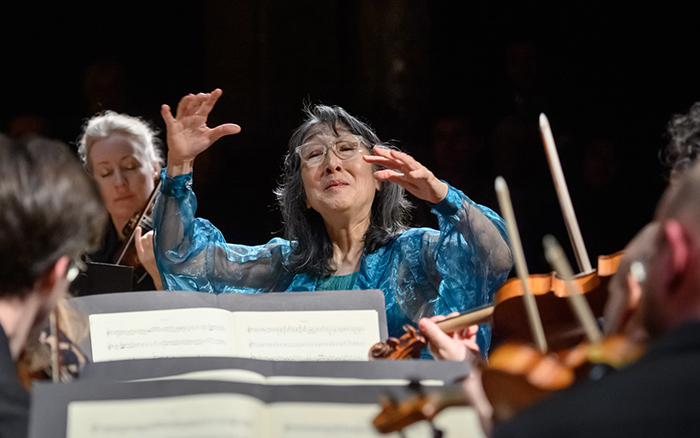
top-left (461, 366), bottom-right (494, 437)
top-left (161, 89), bottom-right (241, 176)
top-left (418, 313), bottom-right (480, 361)
top-left (364, 147), bottom-right (449, 204)
top-left (134, 227), bottom-right (163, 290)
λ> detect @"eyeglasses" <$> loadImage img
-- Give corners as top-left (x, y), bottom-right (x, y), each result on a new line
top-left (295, 135), bottom-right (366, 167)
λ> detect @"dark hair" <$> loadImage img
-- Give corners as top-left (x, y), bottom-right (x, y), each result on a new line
top-left (275, 104), bottom-right (412, 277)
top-left (662, 102), bottom-right (700, 178)
top-left (0, 136), bottom-right (107, 297)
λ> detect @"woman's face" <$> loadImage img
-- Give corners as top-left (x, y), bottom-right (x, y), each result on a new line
top-left (88, 133), bottom-right (156, 228)
top-left (300, 125), bottom-right (380, 221)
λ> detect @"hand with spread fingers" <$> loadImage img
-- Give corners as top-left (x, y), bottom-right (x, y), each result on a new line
top-left (363, 146), bottom-right (449, 204)
top-left (419, 312), bottom-right (481, 361)
top-left (161, 89), bottom-right (241, 176)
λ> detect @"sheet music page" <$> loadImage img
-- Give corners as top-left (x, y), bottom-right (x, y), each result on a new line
top-left (66, 394), bottom-right (265, 438)
top-left (231, 310), bottom-right (380, 361)
top-left (66, 395), bottom-right (482, 438)
top-left (89, 308), bottom-right (236, 362)
top-left (268, 403), bottom-right (483, 438)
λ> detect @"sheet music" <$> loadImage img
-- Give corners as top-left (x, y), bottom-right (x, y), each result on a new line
top-left (66, 394), bottom-right (264, 438)
top-left (66, 394), bottom-right (482, 438)
top-left (90, 308), bottom-right (236, 363)
top-left (90, 308), bottom-right (380, 362)
top-left (232, 310), bottom-right (380, 361)
top-left (271, 403), bottom-right (482, 438)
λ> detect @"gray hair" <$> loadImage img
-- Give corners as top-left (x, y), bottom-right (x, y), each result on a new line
top-left (77, 111), bottom-right (164, 173)
top-left (275, 104), bottom-right (412, 278)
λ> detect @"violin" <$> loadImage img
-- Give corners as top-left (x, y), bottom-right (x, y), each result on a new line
top-left (371, 115), bottom-right (646, 432)
top-left (491, 251), bottom-right (622, 351)
top-left (368, 306), bottom-right (495, 360)
top-left (16, 301), bottom-right (79, 389)
top-left (373, 385), bottom-right (468, 434)
top-left (113, 179), bottom-right (161, 287)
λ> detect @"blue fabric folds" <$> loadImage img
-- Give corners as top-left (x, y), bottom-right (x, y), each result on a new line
top-left (153, 169), bottom-right (512, 356)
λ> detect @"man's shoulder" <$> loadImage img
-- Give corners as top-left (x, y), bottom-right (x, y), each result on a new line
top-left (494, 349), bottom-right (700, 438)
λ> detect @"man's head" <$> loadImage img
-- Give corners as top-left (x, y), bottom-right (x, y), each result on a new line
top-left (636, 162), bottom-right (700, 337)
top-left (662, 102), bottom-right (700, 185)
top-left (604, 222), bottom-right (658, 341)
top-left (0, 137), bottom-right (107, 303)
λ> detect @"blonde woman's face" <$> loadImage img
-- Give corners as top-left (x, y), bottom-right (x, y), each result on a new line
top-left (88, 133), bottom-right (156, 229)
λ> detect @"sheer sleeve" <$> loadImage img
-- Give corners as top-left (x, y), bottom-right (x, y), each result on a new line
top-left (425, 183), bottom-right (512, 312)
top-left (153, 170), bottom-right (293, 293)
top-left (394, 183), bottom-right (512, 353)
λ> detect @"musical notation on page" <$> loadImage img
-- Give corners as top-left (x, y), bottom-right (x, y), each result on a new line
top-left (89, 308), bottom-right (380, 362)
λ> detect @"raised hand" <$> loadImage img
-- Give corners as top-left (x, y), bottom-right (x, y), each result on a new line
top-left (161, 89), bottom-right (241, 176)
top-left (418, 313), bottom-right (480, 361)
top-left (363, 147), bottom-right (449, 204)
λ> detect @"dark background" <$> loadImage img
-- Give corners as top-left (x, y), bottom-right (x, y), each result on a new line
top-left (2, 2), bottom-right (694, 273)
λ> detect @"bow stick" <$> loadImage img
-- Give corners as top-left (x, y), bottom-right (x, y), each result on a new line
top-left (495, 177), bottom-right (548, 353)
top-left (539, 114), bottom-right (593, 274)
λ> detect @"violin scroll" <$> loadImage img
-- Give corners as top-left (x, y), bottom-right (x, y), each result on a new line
top-left (369, 324), bottom-right (426, 360)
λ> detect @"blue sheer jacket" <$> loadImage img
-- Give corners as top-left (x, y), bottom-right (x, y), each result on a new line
top-left (153, 170), bottom-right (512, 355)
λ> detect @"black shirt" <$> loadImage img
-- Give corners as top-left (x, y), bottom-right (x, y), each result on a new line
top-left (83, 221), bottom-right (156, 292)
top-left (0, 323), bottom-right (29, 438)
top-left (494, 322), bottom-right (700, 438)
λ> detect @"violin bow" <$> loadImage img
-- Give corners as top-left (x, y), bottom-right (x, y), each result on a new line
top-left (543, 235), bottom-right (603, 345)
top-left (49, 308), bottom-right (62, 383)
top-left (495, 177), bottom-right (548, 354)
top-left (435, 305), bottom-right (494, 333)
top-left (115, 179), bottom-right (162, 265)
top-left (539, 114), bottom-right (593, 274)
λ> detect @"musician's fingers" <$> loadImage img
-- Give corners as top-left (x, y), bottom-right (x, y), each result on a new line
top-left (430, 314), bottom-right (448, 323)
top-left (419, 318), bottom-right (468, 361)
top-left (134, 226), bottom-right (145, 254)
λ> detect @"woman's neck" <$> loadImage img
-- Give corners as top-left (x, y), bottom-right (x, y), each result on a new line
top-left (324, 214), bottom-right (370, 276)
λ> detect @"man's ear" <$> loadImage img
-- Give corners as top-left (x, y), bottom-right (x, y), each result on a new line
top-left (661, 220), bottom-right (691, 298)
top-left (36, 256), bottom-right (70, 298)
top-left (627, 271), bottom-right (643, 310)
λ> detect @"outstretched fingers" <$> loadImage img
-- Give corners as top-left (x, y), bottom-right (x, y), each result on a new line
top-left (209, 123), bottom-right (242, 143)
top-left (176, 93), bottom-right (197, 118)
top-left (160, 104), bottom-right (175, 126)
top-left (196, 89), bottom-right (223, 117)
